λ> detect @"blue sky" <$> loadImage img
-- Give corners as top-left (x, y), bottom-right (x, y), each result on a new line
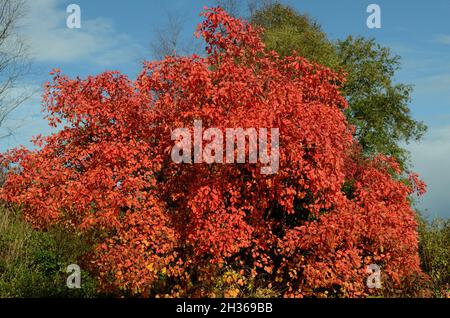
top-left (1, 0), bottom-right (449, 219)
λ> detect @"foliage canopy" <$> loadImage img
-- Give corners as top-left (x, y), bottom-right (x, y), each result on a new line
top-left (250, 3), bottom-right (427, 168)
top-left (1, 7), bottom-right (426, 297)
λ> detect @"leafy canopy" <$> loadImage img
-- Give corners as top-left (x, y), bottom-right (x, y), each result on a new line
top-left (1, 7), bottom-right (426, 297)
top-left (250, 3), bottom-right (427, 168)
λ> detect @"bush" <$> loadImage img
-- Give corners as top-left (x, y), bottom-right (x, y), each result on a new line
top-left (0, 204), bottom-right (98, 298)
top-left (419, 217), bottom-right (450, 298)
top-left (0, 7), bottom-right (426, 297)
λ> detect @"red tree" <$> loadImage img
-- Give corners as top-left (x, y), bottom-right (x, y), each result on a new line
top-left (1, 7), bottom-right (426, 297)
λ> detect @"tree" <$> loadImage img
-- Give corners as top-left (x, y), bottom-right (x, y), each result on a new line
top-left (149, 12), bottom-right (201, 60)
top-left (149, 0), bottom-right (274, 59)
top-left (250, 3), bottom-right (339, 68)
top-left (0, 0), bottom-right (33, 138)
top-left (337, 36), bottom-right (427, 165)
top-left (1, 7), bottom-right (426, 297)
top-left (215, 0), bottom-right (240, 17)
top-left (249, 3), bottom-right (426, 169)
top-left (247, 0), bottom-right (276, 17)
top-left (214, 0), bottom-right (276, 18)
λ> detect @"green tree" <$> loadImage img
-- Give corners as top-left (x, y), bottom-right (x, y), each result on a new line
top-left (337, 36), bottom-right (427, 166)
top-left (250, 3), bottom-right (427, 168)
top-left (250, 3), bottom-right (339, 68)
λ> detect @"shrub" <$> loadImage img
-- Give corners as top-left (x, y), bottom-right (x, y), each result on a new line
top-left (419, 217), bottom-right (450, 297)
top-left (0, 204), bottom-right (98, 298)
top-left (0, 7), bottom-right (426, 297)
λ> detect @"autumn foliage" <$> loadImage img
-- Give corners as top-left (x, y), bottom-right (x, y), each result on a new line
top-left (0, 8), bottom-right (427, 297)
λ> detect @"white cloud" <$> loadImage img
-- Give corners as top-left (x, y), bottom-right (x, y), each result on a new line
top-left (20, 0), bottom-right (143, 66)
top-left (408, 126), bottom-right (450, 219)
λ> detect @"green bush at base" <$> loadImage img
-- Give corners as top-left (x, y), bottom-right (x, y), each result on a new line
top-left (0, 205), bottom-right (98, 298)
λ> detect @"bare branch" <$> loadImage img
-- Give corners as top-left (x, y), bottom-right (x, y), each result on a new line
top-left (247, 0), bottom-right (277, 16)
top-left (215, 0), bottom-right (240, 17)
top-left (149, 12), bottom-right (201, 60)
top-left (0, 0), bottom-right (33, 138)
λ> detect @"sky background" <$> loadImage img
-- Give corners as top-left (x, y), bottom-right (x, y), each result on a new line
top-left (0, 0), bottom-right (449, 219)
